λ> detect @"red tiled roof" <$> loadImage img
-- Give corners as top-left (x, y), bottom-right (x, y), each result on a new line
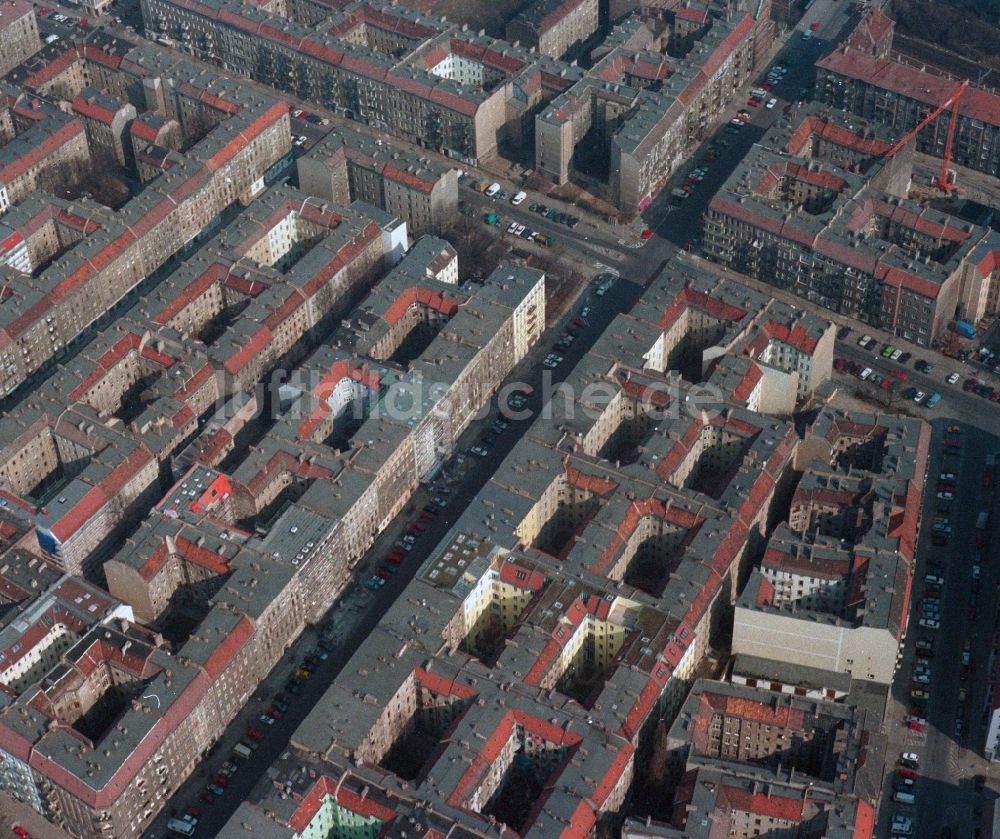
top-left (383, 162), bottom-right (436, 194)
top-left (202, 614), bottom-right (254, 678)
top-left (190, 474), bottom-right (233, 514)
top-left (818, 47), bottom-right (1000, 126)
top-left (498, 560), bottom-right (546, 592)
top-left (383, 286), bottom-right (460, 325)
top-left (0, 117), bottom-right (86, 192)
top-left (446, 708), bottom-right (582, 808)
top-left (98, 446), bottom-right (154, 497)
top-left (676, 6), bottom-right (709, 23)
top-left (174, 363), bottom-right (216, 400)
top-left (784, 114), bottom-right (892, 158)
top-left (853, 800), bottom-right (876, 839)
top-left (731, 361), bottom-right (763, 402)
top-left (721, 786), bottom-right (804, 822)
top-left (761, 319), bottom-right (820, 354)
top-left (287, 775), bottom-right (396, 834)
top-left (130, 118), bottom-right (164, 145)
top-left (47, 485), bottom-right (108, 543)
top-left (72, 94), bottom-right (121, 125)
top-left (222, 327), bottom-right (273, 374)
top-left (204, 101), bottom-right (288, 171)
top-left (414, 666), bottom-right (478, 699)
top-left (297, 360), bottom-right (382, 439)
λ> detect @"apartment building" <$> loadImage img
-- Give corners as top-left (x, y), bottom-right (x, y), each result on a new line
top-left (506, 0), bottom-right (600, 59)
top-left (816, 11), bottom-right (1000, 179)
top-left (703, 106), bottom-right (989, 344)
top-left (206, 258), bottom-right (878, 839)
top-left (0, 44), bottom-right (291, 398)
top-left (536, 3), bottom-right (772, 210)
top-left (71, 87), bottom-right (137, 167)
top-left (297, 125), bottom-right (460, 237)
top-left (0, 102), bottom-right (90, 207)
top-left (0, 0), bottom-right (40, 77)
top-left (733, 410), bottom-right (930, 684)
top-left (140, 0), bottom-right (570, 164)
top-left (620, 679), bottom-right (879, 839)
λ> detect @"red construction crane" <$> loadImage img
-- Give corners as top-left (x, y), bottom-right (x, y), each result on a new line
top-left (883, 78), bottom-right (968, 192)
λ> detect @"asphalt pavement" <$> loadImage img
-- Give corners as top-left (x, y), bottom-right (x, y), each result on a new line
top-left (876, 419), bottom-right (1000, 839)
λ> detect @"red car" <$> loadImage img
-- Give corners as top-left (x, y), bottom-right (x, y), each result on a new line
top-left (375, 569), bottom-right (391, 580)
top-left (641, 228), bottom-right (654, 240)
top-left (761, 82), bottom-right (773, 90)
top-left (747, 99), bottom-right (760, 107)
top-left (899, 767), bottom-right (919, 780)
top-left (200, 790), bottom-right (215, 803)
top-left (212, 775), bottom-right (229, 787)
top-left (891, 369), bottom-right (908, 380)
top-left (12, 828), bottom-right (30, 839)
top-left (880, 377), bottom-right (894, 390)
top-left (906, 718), bottom-right (926, 732)
top-left (247, 727), bottom-right (265, 742)
top-left (267, 706), bottom-right (284, 720)
top-left (984, 469), bottom-right (992, 489)
top-left (810, 21), bottom-right (820, 30)
top-left (186, 807), bottom-right (202, 819)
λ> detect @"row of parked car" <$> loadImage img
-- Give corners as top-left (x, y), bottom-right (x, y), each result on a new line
top-left (899, 427), bottom-right (990, 831)
top-left (171, 635), bottom-right (334, 833)
top-left (528, 203), bottom-right (579, 228)
top-left (962, 376), bottom-right (1000, 402)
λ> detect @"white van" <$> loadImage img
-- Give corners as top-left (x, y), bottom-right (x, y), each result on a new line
top-left (485, 183), bottom-right (501, 198)
top-left (893, 791), bottom-right (915, 804)
top-left (511, 191), bottom-right (526, 205)
top-left (233, 743), bottom-right (253, 759)
top-left (168, 816), bottom-right (196, 836)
